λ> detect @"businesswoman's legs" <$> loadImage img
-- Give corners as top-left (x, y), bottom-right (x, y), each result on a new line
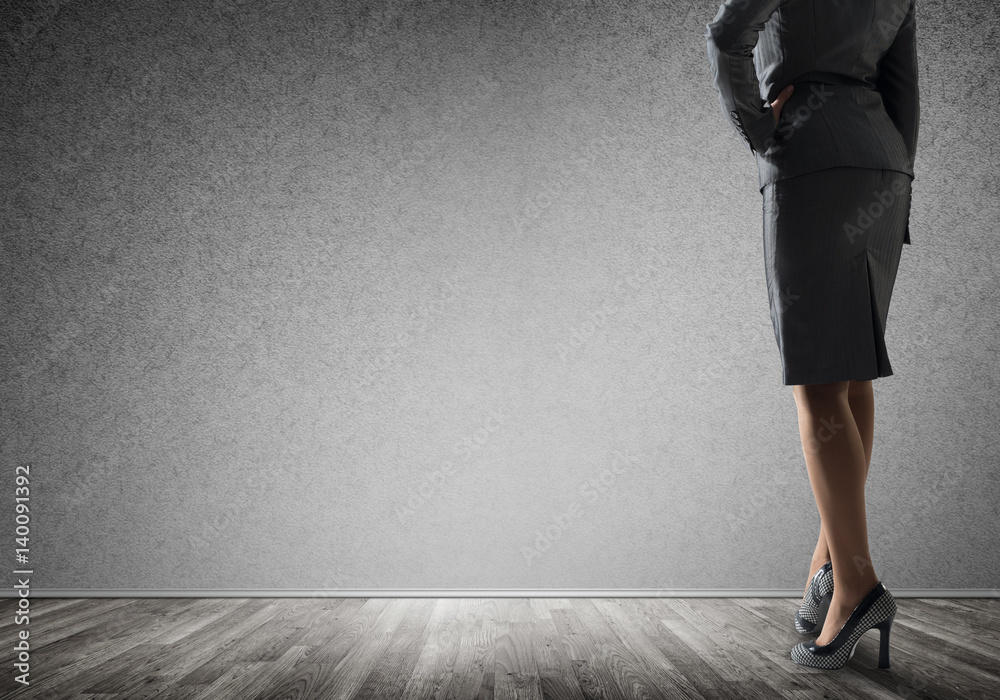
top-left (793, 379), bottom-right (880, 646)
top-left (802, 379), bottom-right (875, 598)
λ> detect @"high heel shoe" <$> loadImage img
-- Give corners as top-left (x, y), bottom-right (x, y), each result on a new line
top-left (795, 561), bottom-right (834, 635)
top-left (791, 580), bottom-right (897, 670)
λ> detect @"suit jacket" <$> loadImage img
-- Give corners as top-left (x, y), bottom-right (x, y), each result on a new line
top-left (705, 0), bottom-right (919, 245)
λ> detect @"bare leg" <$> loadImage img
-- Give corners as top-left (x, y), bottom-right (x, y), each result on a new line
top-left (793, 380), bottom-right (879, 646)
top-left (803, 379), bottom-right (874, 598)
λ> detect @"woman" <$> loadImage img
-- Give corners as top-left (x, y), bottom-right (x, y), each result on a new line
top-left (705, 0), bottom-right (919, 670)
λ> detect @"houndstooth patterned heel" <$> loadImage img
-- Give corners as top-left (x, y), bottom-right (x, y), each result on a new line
top-left (795, 560), bottom-right (834, 634)
top-left (791, 580), bottom-right (897, 670)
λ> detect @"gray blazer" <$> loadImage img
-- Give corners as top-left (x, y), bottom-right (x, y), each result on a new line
top-left (705, 0), bottom-right (919, 245)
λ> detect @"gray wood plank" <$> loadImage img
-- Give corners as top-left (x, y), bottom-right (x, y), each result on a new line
top-left (75, 599), bottom-right (277, 695)
top-left (586, 597), bottom-right (704, 700)
top-left (349, 597), bottom-right (437, 700)
top-left (243, 597), bottom-right (410, 700)
top-left (399, 598), bottom-right (460, 700)
top-left (181, 646), bottom-right (311, 700)
top-left (4, 596), bottom-right (996, 700)
top-left (533, 609), bottom-right (587, 700)
top-left (619, 597), bottom-right (733, 699)
top-left (550, 604), bottom-right (631, 700)
top-left (413, 598), bottom-right (490, 700)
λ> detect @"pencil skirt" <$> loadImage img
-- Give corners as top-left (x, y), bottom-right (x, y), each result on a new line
top-left (761, 166), bottom-right (911, 386)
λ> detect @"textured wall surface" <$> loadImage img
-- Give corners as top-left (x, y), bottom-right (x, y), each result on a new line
top-left (2, 0), bottom-right (997, 592)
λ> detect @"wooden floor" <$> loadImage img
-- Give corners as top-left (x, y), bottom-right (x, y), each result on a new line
top-left (1, 596), bottom-right (997, 699)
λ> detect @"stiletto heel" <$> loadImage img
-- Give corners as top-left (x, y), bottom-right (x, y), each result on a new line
top-left (875, 614), bottom-right (894, 669)
top-left (791, 580), bottom-right (897, 670)
top-left (795, 561), bottom-right (834, 634)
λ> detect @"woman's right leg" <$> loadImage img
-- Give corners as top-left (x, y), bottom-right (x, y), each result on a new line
top-left (803, 379), bottom-right (874, 599)
top-left (794, 380), bottom-right (880, 646)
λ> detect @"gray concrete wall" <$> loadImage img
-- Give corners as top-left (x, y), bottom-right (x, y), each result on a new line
top-left (2, 0), bottom-right (997, 593)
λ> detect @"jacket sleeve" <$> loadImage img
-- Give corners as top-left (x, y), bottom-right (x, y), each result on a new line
top-left (705, 0), bottom-right (783, 156)
top-left (875, 0), bottom-right (919, 245)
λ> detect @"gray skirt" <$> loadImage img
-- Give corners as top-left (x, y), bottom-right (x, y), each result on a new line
top-left (762, 166), bottom-right (912, 385)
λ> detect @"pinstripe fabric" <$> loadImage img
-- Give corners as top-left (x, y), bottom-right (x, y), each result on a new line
top-left (762, 167), bottom-right (911, 385)
top-left (706, 0), bottom-right (920, 245)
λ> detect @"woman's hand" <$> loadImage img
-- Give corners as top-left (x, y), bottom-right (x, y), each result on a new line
top-left (770, 84), bottom-right (795, 124)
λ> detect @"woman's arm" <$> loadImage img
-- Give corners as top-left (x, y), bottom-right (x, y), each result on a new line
top-left (705, 0), bottom-right (783, 155)
top-left (876, 0), bottom-right (919, 175)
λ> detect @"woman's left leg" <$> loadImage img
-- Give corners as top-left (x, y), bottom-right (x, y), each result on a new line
top-left (793, 380), bottom-right (880, 646)
top-left (803, 378), bottom-right (875, 598)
